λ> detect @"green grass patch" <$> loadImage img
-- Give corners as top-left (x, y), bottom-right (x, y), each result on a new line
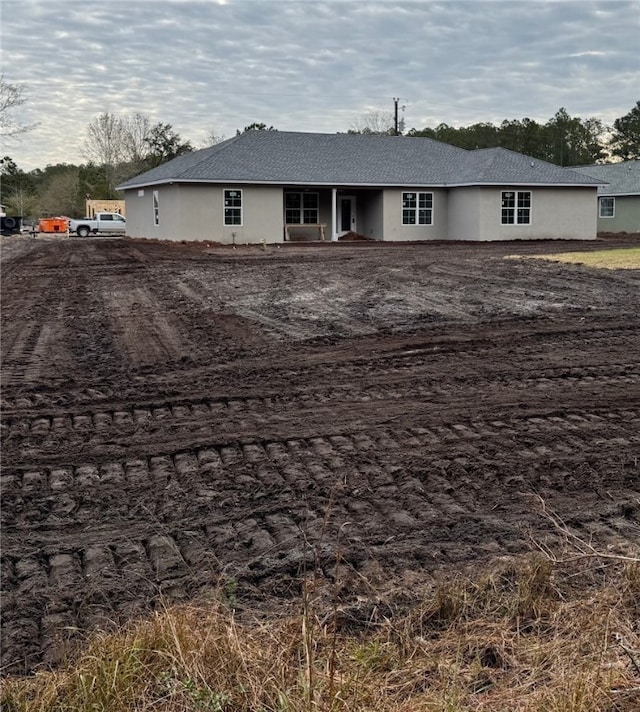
top-left (518, 246), bottom-right (640, 270)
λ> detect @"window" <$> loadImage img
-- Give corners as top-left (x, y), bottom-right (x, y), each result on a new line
top-left (501, 191), bottom-right (531, 225)
top-left (402, 192), bottom-right (433, 225)
top-left (153, 190), bottom-right (159, 226)
top-left (224, 189), bottom-right (242, 225)
top-left (599, 197), bottom-right (615, 218)
top-left (285, 192), bottom-right (319, 224)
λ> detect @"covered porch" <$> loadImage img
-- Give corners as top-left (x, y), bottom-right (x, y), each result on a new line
top-left (282, 187), bottom-right (384, 241)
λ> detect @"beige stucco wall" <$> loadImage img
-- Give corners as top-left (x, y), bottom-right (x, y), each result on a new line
top-left (598, 195), bottom-right (640, 233)
top-left (447, 187), bottom-right (480, 240)
top-left (122, 189), bottom-right (146, 236)
top-left (124, 182), bottom-right (600, 243)
top-left (358, 190), bottom-right (384, 240)
top-left (445, 186), bottom-right (598, 241)
top-left (381, 188), bottom-right (448, 241)
top-left (124, 185), bottom-right (182, 239)
top-left (125, 184), bottom-right (284, 243)
top-left (475, 186), bottom-right (597, 241)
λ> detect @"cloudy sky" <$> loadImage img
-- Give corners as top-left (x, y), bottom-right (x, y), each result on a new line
top-left (2, 0), bottom-right (638, 171)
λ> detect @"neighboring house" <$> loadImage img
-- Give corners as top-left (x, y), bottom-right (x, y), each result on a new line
top-left (117, 131), bottom-right (601, 244)
top-left (571, 161), bottom-right (640, 234)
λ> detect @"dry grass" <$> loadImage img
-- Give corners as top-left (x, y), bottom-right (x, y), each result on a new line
top-left (2, 555), bottom-right (639, 711)
top-left (513, 246), bottom-right (640, 270)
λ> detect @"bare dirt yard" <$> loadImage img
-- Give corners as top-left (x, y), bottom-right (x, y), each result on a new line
top-left (2, 234), bottom-right (639, 675)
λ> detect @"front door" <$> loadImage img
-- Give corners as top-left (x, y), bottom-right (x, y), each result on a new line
top-left (338, 196), bottom-right (356, 234)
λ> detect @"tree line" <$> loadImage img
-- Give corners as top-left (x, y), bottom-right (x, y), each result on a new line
top-left (0, 72), bottom-right (638, 221)
top-left (352, 102), bottom-right (639, 166)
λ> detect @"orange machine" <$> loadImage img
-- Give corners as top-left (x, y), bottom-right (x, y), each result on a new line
top-left (38, 217), bottom-right (68, 234)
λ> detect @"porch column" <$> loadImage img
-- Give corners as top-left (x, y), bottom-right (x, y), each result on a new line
top-left (331, 188), bottom-right (338, 241)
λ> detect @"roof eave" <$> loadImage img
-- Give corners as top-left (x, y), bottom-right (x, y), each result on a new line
top-left (119, 178), bottom-right (601, 191)
top-left (443, 181), bottom-right (599, 188)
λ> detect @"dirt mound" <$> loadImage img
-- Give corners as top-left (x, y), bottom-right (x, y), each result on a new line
top-left (337, 231), bottom-right (374, 241)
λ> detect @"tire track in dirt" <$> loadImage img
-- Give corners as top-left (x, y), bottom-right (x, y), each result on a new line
top-left (102, 282), bottom-right (190, 366)
top-left (3, 363), bottom-right (640, 440)
top-left (1, 283), bottom-right (60, 388)
top-left (2, 237), bottom-right (639, 674)
top-left (3, 407), bottom-right (638, 543)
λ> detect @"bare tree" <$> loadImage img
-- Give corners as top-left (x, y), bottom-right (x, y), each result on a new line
top-left (204, 129), bottom-right (226, 146)
top-left (83, 112), bottom-right (128, 195)
top-left (0, 75), bottom-right (38, 136)
top-left (0, 156), bottom-right (37, 217)
top-left (120, 112), bottom-right (152, 164)
top-left (83, 112), bottom-right (125, 167)
top-left (349, 109), bottom-right (395, 135)
top-left (5, 186), bottom-right (37, 218)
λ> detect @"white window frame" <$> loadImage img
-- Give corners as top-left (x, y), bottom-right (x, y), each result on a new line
top-left (285, 191), bottom-right (319, 224)
top-left (599, 196), bottom-right (615, 218)
top-left (153, 190), bottom-right (159, 226)
top-left (224, 189), bottom-right (243, 226)
top-left (501, 190), bottom-right (531, 225)
top-left (402, 191), bottom-right (433, 225)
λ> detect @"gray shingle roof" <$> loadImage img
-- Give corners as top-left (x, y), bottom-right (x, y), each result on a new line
top-left (117, 131), bottom-right (602, 190)
top-left (569, 161), bottom-right (640, 196)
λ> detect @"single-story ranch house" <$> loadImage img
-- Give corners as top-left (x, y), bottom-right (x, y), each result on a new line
top-left (570, 160), bottom-right (640, 234)
top-left (117, 131), bottom-right (603, 244)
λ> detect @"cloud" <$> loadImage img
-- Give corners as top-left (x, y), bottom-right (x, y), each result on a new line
top-left (1, 0), bottom-right (638, 170)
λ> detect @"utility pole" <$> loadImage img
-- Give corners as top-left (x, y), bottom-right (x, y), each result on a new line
top-left (394, 97), bottom-right (399, 136)
top-left (393, 98), bottom-right (406, 135)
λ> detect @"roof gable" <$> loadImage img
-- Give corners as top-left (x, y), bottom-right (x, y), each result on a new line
top-left (118, 131), bottom-right (602, 190)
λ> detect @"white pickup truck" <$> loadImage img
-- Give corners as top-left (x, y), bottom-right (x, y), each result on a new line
top-left (68, 212), bottom-right (126, 237)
